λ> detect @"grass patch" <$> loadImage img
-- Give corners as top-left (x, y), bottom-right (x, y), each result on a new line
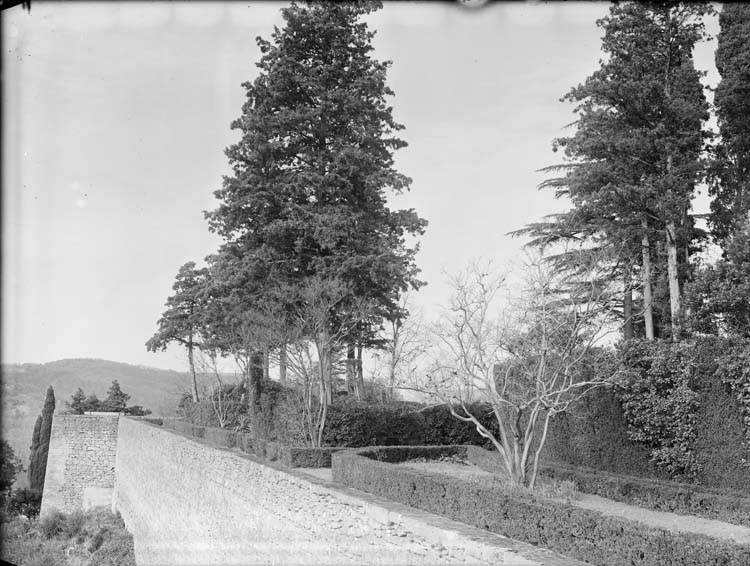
top-left (1, 507), bottom-right (135, 566)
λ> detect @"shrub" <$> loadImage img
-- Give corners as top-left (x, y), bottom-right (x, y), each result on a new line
top-left (614, 337), bottom-right (750, 489)
top-left (235, 432), bottom-right (255, 454)
top-left (542, 386), bottom-right (661, 477)
top-left (89, 528), bottom-right (136, 566)
top-left (264, 441), bottom-right (281, 461)
top-left (317, 401), bottom-right (498, 448)
top-left (173, 420), bottom-right (194, 435)
top-left (7, 488), bottom-right (42, 519)
top-left (88, 528), bottom-right (107, 553)
top-left (692, 371), bottom-right (749, 491)
top-left (617, 340), bottom-right (701, 478)
top-left (283, 447), bottom-right (345, 468)
top-left (2, 507), bottom-right (135, 566)
top-left (714, 338), bottom-right (750, 456)
top-left (63, 510), bottom-right (87, 538)
top-left (333, 446), bottom-right (750, 566)
top-left (39, 509), bottom-right (66, 539)
top-left (26, 549), bottom-right (61, 566)
top-left (203, 427), bottom-right (237, 448)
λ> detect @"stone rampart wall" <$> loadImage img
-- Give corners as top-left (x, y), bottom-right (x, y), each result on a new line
top-left (114, 418), bottom-right (556, 565)
top-left (40, 413), bottom-right (119, 516)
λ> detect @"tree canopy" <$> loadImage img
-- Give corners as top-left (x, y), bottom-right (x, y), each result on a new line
top-left (709, 4), bottom-right (750, 248)
top-left (147, 261), bottom-right (210, 402)
top-left (519, 2), bottom-right (712, 341)
top-left (204, 1), bottom-right (426, 341)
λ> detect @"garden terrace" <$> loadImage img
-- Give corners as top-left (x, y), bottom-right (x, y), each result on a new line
top-left (332, 446), bottom-right (750, 566)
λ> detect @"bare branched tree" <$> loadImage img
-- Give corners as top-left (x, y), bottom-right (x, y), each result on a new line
top-left (285, 276), bottom-right (375, 446)
top-left (412, 255), bottom-right (620, 488)
top-left (283, 341), bottom-right (326, 446)
top-left (371, 292), bottom-right (428, 401)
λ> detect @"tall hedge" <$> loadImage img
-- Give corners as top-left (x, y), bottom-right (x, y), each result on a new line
top-left (541, 387), bottom-right (663, 478)
top-left (613, 337), bottom-right (749, 490)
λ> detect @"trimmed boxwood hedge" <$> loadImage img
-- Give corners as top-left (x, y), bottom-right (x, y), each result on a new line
top-left (465, 446), bottom-right (750, 528)
top-left (542, 462), bottom-right (750, 528)
top-left (203, 427), bottom-right (237, 448)
top-left (332, 446), bottom-right (750, 566)
top-left (164, 421), bottom-right (343, 469)
top-left (284, 447), bottom-right (344, 468)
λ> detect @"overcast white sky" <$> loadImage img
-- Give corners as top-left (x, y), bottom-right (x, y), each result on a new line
top-left (2, 2), bottom-right (721, 371)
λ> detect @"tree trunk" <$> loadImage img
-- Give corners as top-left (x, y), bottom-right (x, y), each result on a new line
top-left (662, 41), bottom-right (681, 340)
top-left (263, 346), bottom-right (270, 380)
top-left (623, 271), bottom-right (634, 341)
top-left (529, 411), bottom-right (553, 490)
top-left (346, 342), bottom-right (356, 395)
top-left (279, 343), bottom-right (287, 386)
top-left (248, 350), bottom-right (264, 438)
top-left (187, 333), bottom-right (199, 402)
top-left (316, 342), bottom-right (332, 446)
top-left (318, 333), bottom-right (334, 406)
top-left (666, 220), bottom-right (681, 339)
top-left (355, 343), bottom-right (364, 401)
top-left (641, 216), bottom-right (655, 341)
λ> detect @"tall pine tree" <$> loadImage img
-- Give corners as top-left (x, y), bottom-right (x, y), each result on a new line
top-left (204, 2), bottom-right (426, 408)
top-left (521, 2), bottom-right (711, 340)
top-left (66, 387), bottom-right (86, 414)
top-left (709, 4), bottom-right (750, 248)
top-left (147, 261), bottom-right (210, 402)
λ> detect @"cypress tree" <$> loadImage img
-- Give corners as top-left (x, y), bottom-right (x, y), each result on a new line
top-left (27, 415), bottom-right (42, 489)
top-left (29, 386), bottom-right (55, 493)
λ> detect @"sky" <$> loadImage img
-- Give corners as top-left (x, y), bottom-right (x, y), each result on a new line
top-left (2, 2), bottom-right (721, 372)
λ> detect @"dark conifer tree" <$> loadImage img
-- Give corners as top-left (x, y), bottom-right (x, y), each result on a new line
top-left (147, 261), bottom-right (209, 402)
top-left (66, 387), bottom-right (86, 415)
top-left (205, 1), bottom-right (426, 329)
top-left (709, 4), bottom-right (750, 248)
top-left (27, 415), bottom-right (41, 488)
top-left (29, 386), bottom-right (54, 493)
top-left (103, 380), bottom-right (130, 412)
top-left (520, 2), bottom-right (712, 340)
top-left (203, 2), bottom-right (426, 417)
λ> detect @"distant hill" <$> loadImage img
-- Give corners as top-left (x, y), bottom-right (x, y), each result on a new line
top-left (1, 358), bottom-right (188, 487)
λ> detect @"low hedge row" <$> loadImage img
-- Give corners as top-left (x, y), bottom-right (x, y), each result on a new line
top-left (542, 462), bottom-right (750, 528)
top-left (332, 446), bottom-right (750, 566)
top-left (157, 418), bottom-right (341, 468)
top-left (464, 446), bottom-right (750, 528)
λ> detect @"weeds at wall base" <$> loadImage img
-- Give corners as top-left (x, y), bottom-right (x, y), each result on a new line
top-left (1, 507), bottom-right (135, 566)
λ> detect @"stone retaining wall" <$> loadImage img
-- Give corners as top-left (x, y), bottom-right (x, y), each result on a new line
top-left (40, 413), bottom-right (119, 516)
top-left (114, 418), bottom-right (564, 565)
